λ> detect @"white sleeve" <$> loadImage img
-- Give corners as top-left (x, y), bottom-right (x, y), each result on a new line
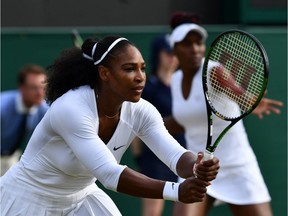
top-left (49, 101), bottom-right (126, 192)
top-left (136, 100), bottom-right (188, 176)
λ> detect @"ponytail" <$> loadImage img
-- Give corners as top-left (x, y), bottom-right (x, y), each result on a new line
top-left (46, 44), bottom-right (98, 104)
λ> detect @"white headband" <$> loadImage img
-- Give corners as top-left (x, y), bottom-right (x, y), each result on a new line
top-left (83, 37), bottom-right (128, 65)
top-left (83, 43), bottom-right (97, 61)
top-left (169, 23), bottom-right (208, 48)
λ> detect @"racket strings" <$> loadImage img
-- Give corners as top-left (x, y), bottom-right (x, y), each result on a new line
top-left (206, 33), bottom-right (266, 119)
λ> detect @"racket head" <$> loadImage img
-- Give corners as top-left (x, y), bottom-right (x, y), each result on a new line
top-left (203, 29), bottom-right (269, 122)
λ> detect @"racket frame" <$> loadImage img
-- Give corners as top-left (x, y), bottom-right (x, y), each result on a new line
top-left (202, 29), bottom-right (269, 158)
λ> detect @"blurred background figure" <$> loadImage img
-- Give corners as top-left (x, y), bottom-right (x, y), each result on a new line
top-left (164, 11), bottom-right (283, 216)
top-left (131, 34), bottom-right (186, 216)
top-left (1, 64), bottom-right (49, 175)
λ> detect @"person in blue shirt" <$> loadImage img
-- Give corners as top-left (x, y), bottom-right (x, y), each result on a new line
top-left (131, 34), bottom-right (186, 216)
top-left (1, 64), bottom-right (49, 175)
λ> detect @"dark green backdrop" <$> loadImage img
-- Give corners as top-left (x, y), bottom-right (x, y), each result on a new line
top-left (1, 26), bottom-right (287, 216)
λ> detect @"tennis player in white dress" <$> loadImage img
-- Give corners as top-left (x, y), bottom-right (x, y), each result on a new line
top-left (1, 36), bottom-right (220, 215)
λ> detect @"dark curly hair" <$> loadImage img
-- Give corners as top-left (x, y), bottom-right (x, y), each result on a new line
top-left (45, 36), bottom-right (134, 105)
top-left (170, 11), bottom-right (202, 30)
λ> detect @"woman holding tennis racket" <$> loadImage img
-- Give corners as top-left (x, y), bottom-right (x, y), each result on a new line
top-left (164, 11), bottom-right (282, 216)
top-left (0, 36), bottom-right (219, 215)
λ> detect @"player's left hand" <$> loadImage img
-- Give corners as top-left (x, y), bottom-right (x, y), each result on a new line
top-left (252, 91), bottom-right (283, 119)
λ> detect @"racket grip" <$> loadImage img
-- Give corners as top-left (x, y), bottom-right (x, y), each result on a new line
top-left (203, 150), bottom-right (214, 161)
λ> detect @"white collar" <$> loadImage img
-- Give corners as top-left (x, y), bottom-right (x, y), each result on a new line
top-left (16, 93), bottom-right (37, 115)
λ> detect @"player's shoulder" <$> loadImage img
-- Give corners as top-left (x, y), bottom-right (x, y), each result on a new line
top-left (50, 85), bottom-right (94, 115)
top-left (124, 98), bottom-right (159, 119)
top-left (55, 85), bottom-right (93, 102)
top-left (121, 99), bottom-right (163, 135)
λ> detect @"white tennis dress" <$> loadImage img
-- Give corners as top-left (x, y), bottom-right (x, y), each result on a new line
top-left (171, 60), bottom-right (271, 205)
top-left (1, 85), bottom-right (187, 216)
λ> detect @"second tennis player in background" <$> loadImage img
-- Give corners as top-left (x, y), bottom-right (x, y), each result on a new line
top-left (164, 11), bottom-right (282, 216)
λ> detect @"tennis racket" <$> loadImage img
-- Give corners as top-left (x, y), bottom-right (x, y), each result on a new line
top-left (71, 29), bottom-right (84, 48)
top-left (202, 29), bottom-right (269, 160)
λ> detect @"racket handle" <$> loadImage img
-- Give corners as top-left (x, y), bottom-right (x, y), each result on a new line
top-left (203, 150), bottom-right (214, 161)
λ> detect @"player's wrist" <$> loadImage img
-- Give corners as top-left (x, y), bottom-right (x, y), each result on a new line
top-left (163, 181), bottom-right (179, 201)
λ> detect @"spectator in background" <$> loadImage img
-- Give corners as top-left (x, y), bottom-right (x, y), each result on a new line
top-left (131, 34), bottom-right (186, 216)
top-left (1, 64), bottom-right (48, 175)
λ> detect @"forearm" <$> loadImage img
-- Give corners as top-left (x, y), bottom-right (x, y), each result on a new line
top-left (117, 167), bottom-right (165, 199)
top-left (176, 151), bottom-right (197, 178)
top-left (117, 154), bottom-right (219, 204)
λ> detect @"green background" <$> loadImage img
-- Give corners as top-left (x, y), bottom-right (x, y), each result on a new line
top-left (1, 26), bottom-right (287, 216)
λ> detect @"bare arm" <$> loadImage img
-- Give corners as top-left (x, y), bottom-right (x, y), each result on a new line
top-left (117, 167), bottom-right (164, 199)
top-left (117, 152), bottom-right (219, 203)
top-left (163, 115), bottom-right (185, 134)
top-left (176, 151), bottom-right (219, 181)
top-left (117, 166), bottom-right (211, 203)
top-left (252, 96), bottom-right (283, 119)
top-left (130, 137), bottom-right (142, 157)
